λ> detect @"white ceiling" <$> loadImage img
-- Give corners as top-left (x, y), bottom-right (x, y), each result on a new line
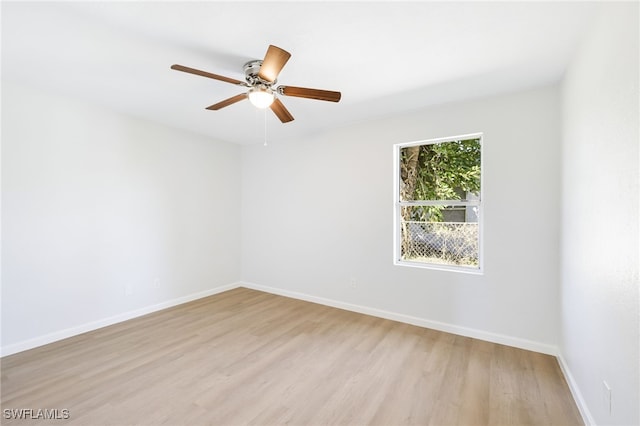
top-left (2, 1), bottom-right (599, 145)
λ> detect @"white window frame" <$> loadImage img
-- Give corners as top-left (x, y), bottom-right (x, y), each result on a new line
top-left (393, 133), bottom-right (484, 274)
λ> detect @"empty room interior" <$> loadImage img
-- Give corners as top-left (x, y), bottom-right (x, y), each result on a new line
top-left (1, 1), bottom-right (638, 426)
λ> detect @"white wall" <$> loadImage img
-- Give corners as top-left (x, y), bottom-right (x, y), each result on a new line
top-left (560, 3), bottom-right (639, 425)
top-left (242, 85), bottom-right (562, 351)
top-left (1, 81), bottom-right (242, 351)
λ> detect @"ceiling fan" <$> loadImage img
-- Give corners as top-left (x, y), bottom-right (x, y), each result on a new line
top-left (171, 45), bottom-right (341, 123)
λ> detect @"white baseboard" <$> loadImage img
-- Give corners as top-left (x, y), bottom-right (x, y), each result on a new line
top-left (239, 281), bottom-right (559, 356)
top-left (3, 280), bottom-right (559, 358)
top-left (2, 281), bottom-right (559, 358)
top-left (557, 353), bottom-right (595, 426)
top-left (0, 282), bottom-right (240, 357)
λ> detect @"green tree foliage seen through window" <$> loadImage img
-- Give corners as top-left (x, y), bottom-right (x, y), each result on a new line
top-left (400, 138), bottom-right (481, 221)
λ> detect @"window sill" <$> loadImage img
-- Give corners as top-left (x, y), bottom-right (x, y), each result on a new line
top-left (394, 259), bottom-right (484, 275)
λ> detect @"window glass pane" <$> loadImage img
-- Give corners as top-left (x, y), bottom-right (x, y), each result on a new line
top-left (399, 138), bottom-right (481, 202)
top-left (400, 205), bottom-right (479, 268)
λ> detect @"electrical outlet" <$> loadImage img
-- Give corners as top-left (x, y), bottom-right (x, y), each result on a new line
top-left (602, 380), bottom-right (612, 415)
top-left (153, 277), bottom-right (160, 288)
top-left (125, 284), bottom-right (133, 296)
top-left (349, 278), bottom-right (357, 288)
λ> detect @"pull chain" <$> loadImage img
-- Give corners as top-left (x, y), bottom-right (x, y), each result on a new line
top-left (263, 109), bottom-right (268, 146)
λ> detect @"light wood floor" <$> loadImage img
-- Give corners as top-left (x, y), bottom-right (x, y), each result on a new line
top-left (1, 287), bottom-right (582, 426)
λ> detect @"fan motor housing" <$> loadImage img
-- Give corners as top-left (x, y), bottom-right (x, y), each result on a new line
top-left (243, 60), bottom-right (274, 86)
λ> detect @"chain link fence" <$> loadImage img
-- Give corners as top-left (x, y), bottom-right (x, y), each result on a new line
top-left (401, 221), bottom-right (479, 267)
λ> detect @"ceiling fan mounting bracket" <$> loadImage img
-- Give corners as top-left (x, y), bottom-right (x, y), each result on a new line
top-left (243, 60), bottom-right (275, 87)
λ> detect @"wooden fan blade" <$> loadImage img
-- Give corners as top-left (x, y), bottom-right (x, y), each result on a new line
top-left (279, 86), bottom-right (341, 102)
top-left (257, 45), bottom-right (291, 83)
top-left (171, 64), bottom-right (244, 85)
top-left (270, 98), bottom-right (294, 123)
top-left (205, 93), bottom-right (248, 110)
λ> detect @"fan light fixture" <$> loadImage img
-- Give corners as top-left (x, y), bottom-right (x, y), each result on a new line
top-left (248, 87), bottom-right (275, 109)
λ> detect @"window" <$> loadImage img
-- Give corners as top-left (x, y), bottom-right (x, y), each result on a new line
top-left (394, 134), bottom-right (482, 273)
